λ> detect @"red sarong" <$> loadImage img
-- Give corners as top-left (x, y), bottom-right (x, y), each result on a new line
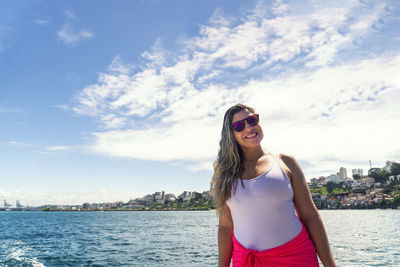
top-left (231, 223), bottom-right (319, 267)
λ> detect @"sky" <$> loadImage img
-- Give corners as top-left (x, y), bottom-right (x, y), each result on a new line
top-left (1, 0), bottom-right (399, 206)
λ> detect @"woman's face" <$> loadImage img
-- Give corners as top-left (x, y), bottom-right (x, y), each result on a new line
top-left (231, 109), bottom-right (263, 149)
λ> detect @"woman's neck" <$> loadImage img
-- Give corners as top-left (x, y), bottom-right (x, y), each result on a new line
top-left (242, 146), bottom-right (265, 163)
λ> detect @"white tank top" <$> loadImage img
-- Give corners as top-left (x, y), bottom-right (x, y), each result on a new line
top-left (226, 154), bottom-right (302, 251)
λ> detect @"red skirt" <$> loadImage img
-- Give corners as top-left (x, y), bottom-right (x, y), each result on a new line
top-left (232, 223), bottom-right (319, 267)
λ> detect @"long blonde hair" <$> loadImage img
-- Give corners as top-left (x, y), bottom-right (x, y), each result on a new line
top-left (210, 104), bottom-right (255, 214)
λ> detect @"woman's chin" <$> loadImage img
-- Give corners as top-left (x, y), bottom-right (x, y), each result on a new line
top-left (240, 140), bottom-right (262, 149)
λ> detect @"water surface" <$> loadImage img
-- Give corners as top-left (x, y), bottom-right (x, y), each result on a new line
top-left (0, 210), bottom-right (399, 266)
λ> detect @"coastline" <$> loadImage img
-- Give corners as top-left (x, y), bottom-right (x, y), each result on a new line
top-left (1, 207), bottom-right (399, 212)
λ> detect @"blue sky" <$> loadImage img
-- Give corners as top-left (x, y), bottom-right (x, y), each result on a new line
top-left (1, 0), bottom-right (399, 206)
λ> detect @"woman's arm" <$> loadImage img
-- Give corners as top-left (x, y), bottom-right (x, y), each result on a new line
top-left (218, 204), bottom-right (234, 267)
top-left (280, 153), bottom-right (336, 267)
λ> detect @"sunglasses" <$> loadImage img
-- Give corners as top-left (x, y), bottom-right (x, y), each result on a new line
top-left (231, 114), bottom-right (259, 132)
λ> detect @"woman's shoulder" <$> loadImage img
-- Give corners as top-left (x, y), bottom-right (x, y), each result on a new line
top-left (277, 153), bottom-right (307, 183)
top-left (277, 152), bottom-right (295, 162)
top-left (265, 151), bottom-right (294, 162)
top-left (275, 152), bottom-right (297, 181)
top-left (264, 150), bottom-right (298, 172)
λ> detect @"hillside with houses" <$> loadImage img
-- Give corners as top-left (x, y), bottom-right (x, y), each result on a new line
top-left (4, 160), bottom-right (399, 212)
top-left (308, 160), bottom-right (400, 209)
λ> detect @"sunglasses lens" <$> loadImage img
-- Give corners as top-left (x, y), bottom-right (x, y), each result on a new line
top-left (233, 121), bottom-right (245, 132)
top-left (247, 115), bottom-right (258, 126)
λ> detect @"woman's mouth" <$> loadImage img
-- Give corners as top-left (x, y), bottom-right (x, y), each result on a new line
top-left (245, 132), bottom-right (258, 139)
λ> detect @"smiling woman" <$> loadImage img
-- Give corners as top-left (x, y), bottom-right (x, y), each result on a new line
top-left (210, 103), bottom-right (336, 267)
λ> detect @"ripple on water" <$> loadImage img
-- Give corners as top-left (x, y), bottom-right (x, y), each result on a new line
top-left (1, 210), bottom-right (398, 266)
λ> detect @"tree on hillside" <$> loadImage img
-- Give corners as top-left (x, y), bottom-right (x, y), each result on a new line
top-left (392, 187), bottom-right (400, 208)
top-left (326, 182), bottom-right (335, 194)
top-left (368, 168), bottom-right (381, 177)
top-left (368, 168), bottom-right (389, 183)
top-left (194, 192), bottom-right (203, 200)
top-left (390, 161), bottom-right (400, 175)
top-left (353, 174), bottom-right (361, 180)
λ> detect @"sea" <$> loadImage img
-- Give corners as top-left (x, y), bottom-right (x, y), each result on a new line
top-left (0, 210), bottom-right (399, 266)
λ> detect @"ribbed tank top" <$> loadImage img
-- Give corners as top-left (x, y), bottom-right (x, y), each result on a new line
top-left (226, 154), bottom-right (302, 251)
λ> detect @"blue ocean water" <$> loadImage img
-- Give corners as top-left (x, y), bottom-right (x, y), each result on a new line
top-left (0, 210), bottom-right (399, 266)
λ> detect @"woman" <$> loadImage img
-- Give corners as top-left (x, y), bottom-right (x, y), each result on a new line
top-left (210, 104), bottom-right (336, 267)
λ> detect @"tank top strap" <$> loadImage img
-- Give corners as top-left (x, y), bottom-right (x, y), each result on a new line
top-left (268, 152), bottom-right (279, 161)
top-left (268, 153), bottom-right (281, 172)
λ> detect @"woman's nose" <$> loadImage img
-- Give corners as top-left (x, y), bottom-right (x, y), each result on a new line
top-left (244, 121), bottom-right (254, 130)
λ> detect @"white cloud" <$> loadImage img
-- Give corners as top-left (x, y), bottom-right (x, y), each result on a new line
top-left (107, 56), bottom-right (135, 75)
top-left (89, 116), bottom-right (221, 162)
top-left (57, 10), bottom-right (94, 45)
top-left (0, 104), bottom-right (24, 114)
top-left (72, 0), bottom-right (400, 179)
top-left (272, 0), bottom-right (290, 16)
top-left (58, 25), bottom-right (93, 45)
top-left (64, 10), bottom-right (77, 20)
top-left (36, 145), bottom-right (85, 156)
top-left (245, 54), bottom-right (400, 177)
top-left (141, 38), bottom-right (168, 69)
top-left (33, 19), bottom-right (50, 25)
top-left (348, 3), bottom-right (389, 34)
top-left (0, 141), bottom-right (31, 148)
top-left (0, 190), bottom-right (146, 207)
top-left (52, 104), bottom-right (70, 110)
top-left (0, 139), bottom-right (80, 156)
top-left (46, 145), bottom-right (73, 152)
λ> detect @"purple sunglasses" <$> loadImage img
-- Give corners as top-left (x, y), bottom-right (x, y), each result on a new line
top-left (231, 114), bottom-right (259, 132)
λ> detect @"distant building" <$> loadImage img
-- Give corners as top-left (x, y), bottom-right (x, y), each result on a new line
top-left (179, 191), bottom-right (195, 199)
top-left (319, 176), bottom-right (328, 185)
top-left (352, 180), bottom-right (367, 190)
top-left (339, 167), bottom-right (348, 179)
top-left (3, 200), bottom-right (11, 208)
top-left (327, 174), bottom-right (339, 183)
top-left (389, 175), bottom-right (400, 181)
top-left (183, 196), bottom-right (192, 202)
top-left (202, 191), bottom-right (212, 200)
top-left (352, 168), bottom-right (364, 177)
top-left (364, 177), bottom-right (375, 188)
top-left (164, 194), bottom-right (176, 201)
top-left (144, 194), bottom-right (153, 205)
top-left (154, 192), bottom-right (162, 201)
top-left (343, 178), bottom-right (354, 186)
